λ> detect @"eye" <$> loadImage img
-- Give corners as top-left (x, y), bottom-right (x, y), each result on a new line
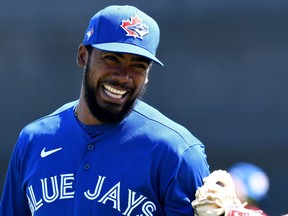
top-left (131, 57), bottom-right (151, 70)
top-left (132, 63), bottom-right (149, 70)
top-left (101, 53), bottom-right (120, 64)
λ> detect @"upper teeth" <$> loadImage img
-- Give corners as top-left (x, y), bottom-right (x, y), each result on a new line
top-left (103, 84), bottom-right (127, 99)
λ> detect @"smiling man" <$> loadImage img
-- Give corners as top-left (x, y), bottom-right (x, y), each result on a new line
top-left (0, 5), bottom-right (210, 215)
top-left (78, 48), bottom-right (151, 124)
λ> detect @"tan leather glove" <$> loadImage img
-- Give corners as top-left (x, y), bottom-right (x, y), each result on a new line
top-left (191, 170), bottom-right (263, 216)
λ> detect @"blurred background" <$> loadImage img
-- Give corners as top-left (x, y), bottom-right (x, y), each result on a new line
top-left (0, 0), bottom-right (287, 215)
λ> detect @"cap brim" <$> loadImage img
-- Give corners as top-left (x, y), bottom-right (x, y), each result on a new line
top-left (92, 43), bottom-right (164, 66)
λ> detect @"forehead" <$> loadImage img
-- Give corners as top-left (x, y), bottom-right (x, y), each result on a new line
top-left (98, 50), bottom-right (152, 64)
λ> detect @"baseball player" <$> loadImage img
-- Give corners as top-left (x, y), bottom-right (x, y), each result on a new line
top-left (0, 5), bottom-right (210, 215)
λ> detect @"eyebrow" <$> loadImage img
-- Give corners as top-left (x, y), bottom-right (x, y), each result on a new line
top-left (104, 51), bottom-right (151, 65)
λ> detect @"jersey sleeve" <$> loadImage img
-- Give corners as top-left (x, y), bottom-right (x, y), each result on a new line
top-left (0, 138), bottom-right (31, 216)
top-left (163, 143), bottom-right (210, 215)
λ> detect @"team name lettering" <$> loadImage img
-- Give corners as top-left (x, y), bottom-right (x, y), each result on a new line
top-left (26, 173), bottom-right (156, 215)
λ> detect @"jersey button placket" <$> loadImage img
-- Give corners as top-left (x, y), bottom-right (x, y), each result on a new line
top-left (83, 144), bottom-right (94, 171)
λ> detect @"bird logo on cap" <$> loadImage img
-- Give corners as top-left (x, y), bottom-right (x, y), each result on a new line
top-left (86, 27), bottom-right (94, 40)
top-left (120, 15), bottom-right (149, 39)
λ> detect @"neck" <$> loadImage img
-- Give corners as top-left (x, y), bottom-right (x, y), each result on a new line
top-left (75, 96), bottom-right (103, 125)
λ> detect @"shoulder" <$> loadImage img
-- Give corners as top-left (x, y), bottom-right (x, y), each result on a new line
top-left (132, 101), bottom-right (210, 192)
top-left (131, 100), bottom-right (203, 149)
top-left (20, 101), bottom-right (77, 139)
top-left (10, 101), bottom-right (77, 170)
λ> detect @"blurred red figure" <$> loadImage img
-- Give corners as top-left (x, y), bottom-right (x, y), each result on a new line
top-left (228, 162), bottom-right (269, 216)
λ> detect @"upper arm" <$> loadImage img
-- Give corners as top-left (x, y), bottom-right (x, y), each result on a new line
top-left (163, 144), bottom-right (210, 215)
top-left (0, 139), bottom-right (31, 216)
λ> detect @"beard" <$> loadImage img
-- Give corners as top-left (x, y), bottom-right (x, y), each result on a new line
top-left (83, 65), bottom-right (146, 124)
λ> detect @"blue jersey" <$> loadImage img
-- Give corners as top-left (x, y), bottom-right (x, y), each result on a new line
top-left (1, 100), bottom-right (210, 216)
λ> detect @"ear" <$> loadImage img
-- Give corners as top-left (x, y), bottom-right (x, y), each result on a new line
top-left (76, 44), bottom-right (89, 67)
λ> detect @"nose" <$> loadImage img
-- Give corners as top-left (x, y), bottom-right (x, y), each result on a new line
top-left (113, 66), bottom-right (132, 84)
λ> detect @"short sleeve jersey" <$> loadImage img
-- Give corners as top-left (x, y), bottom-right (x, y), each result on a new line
top-left (0, 100), bottom-right (210, 216)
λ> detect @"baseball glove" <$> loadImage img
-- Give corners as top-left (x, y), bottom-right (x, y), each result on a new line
top-left (191, 170), bottom-right (263, 216)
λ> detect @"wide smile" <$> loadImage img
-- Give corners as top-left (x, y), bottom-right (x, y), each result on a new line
top-left (103, 84), bottom-right (128, 100)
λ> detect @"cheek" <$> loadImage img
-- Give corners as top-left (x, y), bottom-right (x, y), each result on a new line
top-left (86, 67), bottom-right (102, 88)
top-left (134, 71), bottom-right (148, 85)
top-left (132, 78), bottom-right (148, 97)
top-left (134, 77), bottom-right (147, 91)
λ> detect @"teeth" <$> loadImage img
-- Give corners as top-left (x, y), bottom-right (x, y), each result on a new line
top-left (103, 84), bottom-right (127, 99)
top-left (105, 90), bottom-right (123, 99)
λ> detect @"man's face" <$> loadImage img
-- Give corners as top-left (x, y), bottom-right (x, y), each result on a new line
top-left (83, 48), bottom-right (151, 123)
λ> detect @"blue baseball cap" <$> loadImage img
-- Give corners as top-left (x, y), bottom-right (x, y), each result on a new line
top-left (83, 5), bottom-right (163, 66)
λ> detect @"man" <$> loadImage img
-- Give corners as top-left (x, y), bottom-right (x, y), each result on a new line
top-left (0, 5), bottom-right (210, 215)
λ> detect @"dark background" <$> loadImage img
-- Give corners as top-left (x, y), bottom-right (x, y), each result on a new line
top-left (0, 1), bottom-right (287, 215)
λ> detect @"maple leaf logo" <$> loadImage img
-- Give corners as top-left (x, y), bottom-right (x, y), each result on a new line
top-left (120, 15), bottom-right (149, 39)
